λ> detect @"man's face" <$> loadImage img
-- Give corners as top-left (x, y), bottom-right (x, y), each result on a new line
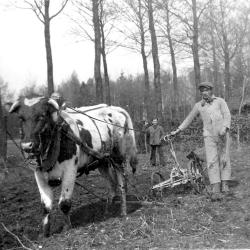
top-left (152, 119), bottom-right (158, 126)
top-left (200, 87), bottom-right (213, 98)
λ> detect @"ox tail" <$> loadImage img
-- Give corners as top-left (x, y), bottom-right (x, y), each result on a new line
top-left (117, 108), bottom-right (138, 174)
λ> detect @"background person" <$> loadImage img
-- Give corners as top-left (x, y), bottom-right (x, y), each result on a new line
top-left (169, 81), bottom-right (231, 201)
top-left (146, 118), bottom-right (166, 167)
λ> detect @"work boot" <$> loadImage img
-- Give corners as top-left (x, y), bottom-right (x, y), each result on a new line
top-left (221, 180), bottom-right (230, 193)
top-left (210, 182), bottom-right (223, 201)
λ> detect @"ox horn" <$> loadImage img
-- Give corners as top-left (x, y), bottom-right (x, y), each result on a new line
top-left (48, 98), bottom-right (59, 111)
top-left (9, 101), bottom-right (21, 113)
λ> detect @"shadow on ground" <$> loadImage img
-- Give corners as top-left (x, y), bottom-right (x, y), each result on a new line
top-left (70, 195), bottom-right (142, 228)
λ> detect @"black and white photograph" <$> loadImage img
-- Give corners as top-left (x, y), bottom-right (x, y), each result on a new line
top-left (0, 0), bottom-right (250, 249)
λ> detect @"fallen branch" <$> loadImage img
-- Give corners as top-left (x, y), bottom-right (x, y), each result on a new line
top-left (1, 222), bottom-right (34, 250)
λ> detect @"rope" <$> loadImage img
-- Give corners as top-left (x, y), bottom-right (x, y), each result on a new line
top-left (75, 180), bottom-right (106, 202)
top-left (67, 106), bottom-right (143, 133)
top-left (6, 130), bottom-right (25, 159)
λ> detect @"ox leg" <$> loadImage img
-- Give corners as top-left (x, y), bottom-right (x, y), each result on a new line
top-left (116, 165), bottom-right (127, 217)
top-left (98, 166), bottom-right (117, 215)
top-left (34, 169), bottom-right (53, 237)
top-left (59, 160), bottom-right (77, 231)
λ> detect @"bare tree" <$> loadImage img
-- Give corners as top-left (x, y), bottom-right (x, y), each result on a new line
top-left (191, 0), bottom-right (201, 101)
top-left (99, 0), bottom-right (118, 105)
top-left (138, 0), bottom-right (151, 119)
top-left (71, 0), bottom-right (118, 104)
top-left (210, 0), bottom-right (249, 100)
top-left (92, 0), bottom-right (103, 103)
top-left (146, 0), bottom-right (163, 119)
top-left (0, 90), bottom-right (7, 162)
top-left (169, 0), bottom-right (209, 100)
top-left (117, 0), bottom-right (151, 119)
top-left (15, 0), bottom-right (69, 96)
top-left (157, 0), bottom-right (179, 113)
top-left (206, 0), bottom-right (220, 95)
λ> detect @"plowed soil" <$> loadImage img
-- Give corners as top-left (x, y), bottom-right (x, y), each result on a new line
top-left (1, 141), bottom-right (249, 249)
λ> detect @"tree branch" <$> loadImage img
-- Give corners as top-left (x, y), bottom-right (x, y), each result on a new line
top-left (1, 223), bottom-right (34, 250)
top-left (50, 0), bottom-right (69, 20)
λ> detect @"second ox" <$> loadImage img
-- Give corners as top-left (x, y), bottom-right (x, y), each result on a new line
top-left (9, 97), bottom-right (138, 237)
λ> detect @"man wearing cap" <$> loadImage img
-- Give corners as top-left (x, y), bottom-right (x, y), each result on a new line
top-left (146, 118), bottom-right (166, 167)
top-left (170, 82), bottom-right (231, 201)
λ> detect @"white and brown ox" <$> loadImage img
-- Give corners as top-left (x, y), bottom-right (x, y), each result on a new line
top-left (9, 97), bottom-right (137, 237)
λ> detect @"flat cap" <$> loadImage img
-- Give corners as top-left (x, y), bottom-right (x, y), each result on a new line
top-left (198, 81), bottom-right (214, 89)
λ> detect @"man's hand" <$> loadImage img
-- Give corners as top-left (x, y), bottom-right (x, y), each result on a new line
top-left (170, 128), bottom-right (181, 136)
top-left (161, 128), bottom-right (181, 142)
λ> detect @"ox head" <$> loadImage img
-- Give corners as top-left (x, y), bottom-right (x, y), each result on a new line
top-left (9, 97), bottom-right (60, 156)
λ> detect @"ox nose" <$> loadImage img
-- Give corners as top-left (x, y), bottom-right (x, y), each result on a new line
top-left (21, 142), bottom-right (34, 152)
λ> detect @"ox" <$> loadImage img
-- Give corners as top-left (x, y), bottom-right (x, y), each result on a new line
top-left (9, 96), bottom-right (137, 237)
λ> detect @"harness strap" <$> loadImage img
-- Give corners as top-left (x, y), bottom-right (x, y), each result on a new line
top-left (90, 117), bottom-right (106, 153)
top-left (41, 116), bottom-right (119, 174)
top-left (60, 123), bottom-right (106, 160)
top-left (40, 124), bottom-right (62, 172)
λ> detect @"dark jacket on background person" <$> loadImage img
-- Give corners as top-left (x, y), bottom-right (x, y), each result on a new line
top-left (146, 123), bottom-right (165, 166)
top-left (147, 124), bottom-right (164, 145)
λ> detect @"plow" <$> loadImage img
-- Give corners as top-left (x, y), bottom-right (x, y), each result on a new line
top-left (150, 135), bottom-right (209, 195)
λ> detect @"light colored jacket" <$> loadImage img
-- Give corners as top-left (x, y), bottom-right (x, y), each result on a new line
top-left (146, 125), bottom-right (164, 145)
top-left (178, 96), bottom-right (231, 137)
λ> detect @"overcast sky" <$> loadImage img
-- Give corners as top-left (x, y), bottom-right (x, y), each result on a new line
top-left (0, 1), bottom-right (144, 96)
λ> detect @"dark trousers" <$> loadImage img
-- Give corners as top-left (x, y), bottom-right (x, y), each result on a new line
top-left (150, 145), bottom-right (165, 166)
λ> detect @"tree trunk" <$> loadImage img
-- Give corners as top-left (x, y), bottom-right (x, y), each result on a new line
top-left (147, 0), bottom-right (163, 119)
top-left (209, 0), bottom-right (219, 96)
top-left (192, 0), bottom-right (201, 101)
top-left (100, 22), bottom-right (111, 105)
top-left (0, 91), bottom-right (7, 161)
top-left (138, 0), bottom-right (150, 120)
top-left (165, 0), bottom-right (178, 115)
top-left (211, 36), bottom-right (219, 95)
top-left (93, 0), bottom-right (103, 103)
top-left (44, 0), bottom-right (54, 96)
top-left (223, 33), bottom-right (231, 101)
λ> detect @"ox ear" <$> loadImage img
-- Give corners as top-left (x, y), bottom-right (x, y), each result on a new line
top-left (47, 98), bottom-right (60, 122)
top-left (8, 101), bottom-right (21, 113)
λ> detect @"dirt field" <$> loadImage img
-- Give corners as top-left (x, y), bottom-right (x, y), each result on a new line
top-left (1, 140), bottom-right (250, 249)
